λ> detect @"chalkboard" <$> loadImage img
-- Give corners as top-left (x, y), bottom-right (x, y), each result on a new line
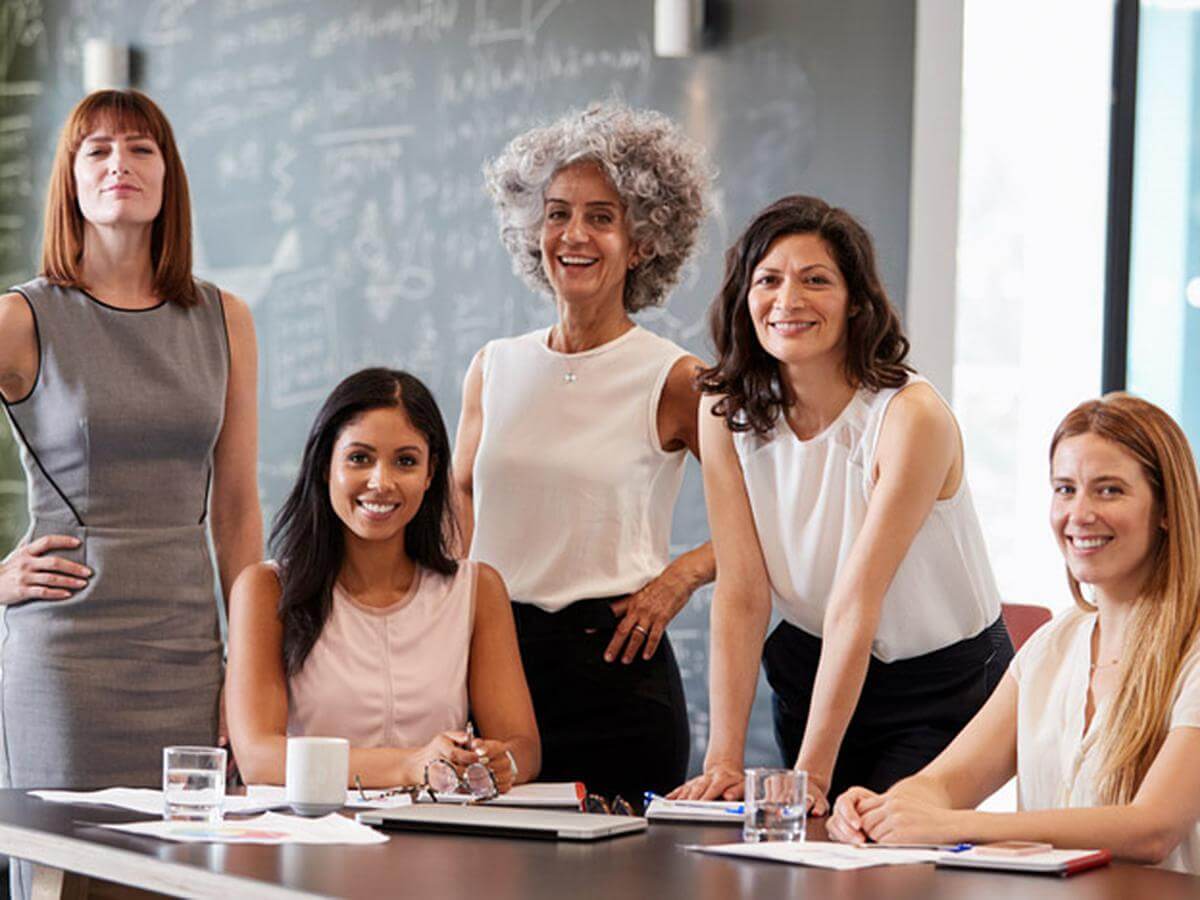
top-left (0, 0), bottom-right (915, 774)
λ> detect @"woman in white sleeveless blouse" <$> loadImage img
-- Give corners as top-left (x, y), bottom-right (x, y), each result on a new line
top-left (227, 369), bottom-right (539, 791)
top-left (672, 196), bottom-right (1011, 813)
top-left (829, 394), bottom-right (1200, 875)
top-left (455, 103), bottom-right (714, 804)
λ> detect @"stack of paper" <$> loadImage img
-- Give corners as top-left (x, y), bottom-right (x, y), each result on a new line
top-left (30, 788), bottom-right (290, 817)
top-left (688, 841), bottom-right (942, 870)
top-left (96, 812), bottom-right (388, 845)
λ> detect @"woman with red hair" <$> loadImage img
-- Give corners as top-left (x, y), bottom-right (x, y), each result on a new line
top-left (0, 90), bottom-right (260, 805)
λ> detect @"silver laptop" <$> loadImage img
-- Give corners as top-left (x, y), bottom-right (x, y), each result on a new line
top-left (356, 805), bottom-right (647, 841)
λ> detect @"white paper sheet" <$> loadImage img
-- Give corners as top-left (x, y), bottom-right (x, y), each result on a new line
top-left (687, 841), bottom-right (943, 870)
top-left (244, 784), bottom-right (414, 811)
top-left (30, 788), bottom-right (287, 817)
top-left (95, 812), bottom-right (388, 845)
top-left (246, 781), bottom-right (581, 808)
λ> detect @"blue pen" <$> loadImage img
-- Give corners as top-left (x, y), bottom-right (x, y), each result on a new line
top-left (868, 841), bottom-right (973, 852)
top-left (644, 791), bottom-right (744, 814)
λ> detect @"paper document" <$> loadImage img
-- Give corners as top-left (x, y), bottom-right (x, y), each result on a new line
top-left (245, 784), bottom-right (413, 811)
top-left (645, 797), bottom-right (744, 823)
top-left (31, 788), bottom-right (285, 817)
top-left (95, 812), bottom-right (388, 845)
top-left (688, 841), bottom-right (942, 870)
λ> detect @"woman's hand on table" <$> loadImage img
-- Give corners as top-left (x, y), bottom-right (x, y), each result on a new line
top-left (667, 763), bottom-right (745, 801)
top-left (605, 566), bottom-right (694, 664)
top-left (0, 535), bottom-right (91, 605)
top-left (828, 787), bottom-right (880, 843)
top-left (805, 777), bottom-right (831, 817)
top-left (830, 788), bottom-right (964, 845)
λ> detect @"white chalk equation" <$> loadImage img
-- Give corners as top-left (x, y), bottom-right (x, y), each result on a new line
top-left (309, 1), bottom-right (458, 58)
top-left (266, 268), bottom-right (339, 409)
top-left (468, 0), bottom-right (569, 47)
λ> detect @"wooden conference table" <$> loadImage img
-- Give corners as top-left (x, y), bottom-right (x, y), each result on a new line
top-left (0, 790), bottom-right (1197, 899)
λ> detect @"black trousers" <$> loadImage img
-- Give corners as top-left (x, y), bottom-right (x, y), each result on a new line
top-left (764, 616), bottom-right (1013, 800)
top-left (512, 598), bottom-right (690, 808)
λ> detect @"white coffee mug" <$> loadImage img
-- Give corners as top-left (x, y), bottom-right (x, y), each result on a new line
top-left (285, 736), bottom-right (349, 816)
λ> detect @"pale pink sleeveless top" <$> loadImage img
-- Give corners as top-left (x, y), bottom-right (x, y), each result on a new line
top-left (286, 562), bottom-right (476, 748)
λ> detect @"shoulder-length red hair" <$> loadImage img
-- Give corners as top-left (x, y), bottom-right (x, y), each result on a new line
top-left (42, 89), bottom-right (198, 306)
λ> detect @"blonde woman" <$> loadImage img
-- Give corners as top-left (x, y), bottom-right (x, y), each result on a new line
top-left (828, 393), bottom-right (1200, 872)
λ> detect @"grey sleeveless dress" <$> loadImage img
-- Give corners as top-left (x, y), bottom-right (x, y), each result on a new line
top-left (0, 276), bottom-right (227, 790)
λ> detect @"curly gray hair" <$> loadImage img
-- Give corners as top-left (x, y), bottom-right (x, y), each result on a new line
top-left (483, 102), bottom-right (714, 312)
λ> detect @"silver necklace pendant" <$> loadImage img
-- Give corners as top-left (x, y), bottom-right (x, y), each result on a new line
top-left (563, 371), bottom-right (577, 384)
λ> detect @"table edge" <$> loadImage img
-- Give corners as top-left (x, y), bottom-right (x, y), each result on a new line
top-left (0, 819), bottom-right (321, 899)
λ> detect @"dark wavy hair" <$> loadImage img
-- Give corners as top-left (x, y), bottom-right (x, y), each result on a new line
top-left (698, 195), bottom-right (912, 435)
top-left (271, 368), bottom-right (459, 677)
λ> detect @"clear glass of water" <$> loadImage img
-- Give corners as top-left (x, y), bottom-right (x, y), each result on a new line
top-left (743, 767), bottom-right (806, 842)
top-left (162, 746), bottom-right (226, 824)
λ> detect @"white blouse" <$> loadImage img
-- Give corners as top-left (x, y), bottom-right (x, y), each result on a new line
top-left (731, 374), bottom-right (1001, 661)
top-left (1010, 608), bottom-right (1200, 874)
top-left (470, 326), bottom-right (688, 611)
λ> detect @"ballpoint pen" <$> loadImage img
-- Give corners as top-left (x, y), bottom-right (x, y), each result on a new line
top-left (860, 842), bottom-right (973, 852)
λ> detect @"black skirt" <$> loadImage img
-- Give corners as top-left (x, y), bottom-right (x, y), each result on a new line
top-left (763, 616), bottom-right (1014, 800)
top-left (512, 598), bottom-right (690, 807)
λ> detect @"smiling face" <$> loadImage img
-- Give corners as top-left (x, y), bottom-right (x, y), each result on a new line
top-left (72, 120), bottom-right (165, 229)
top-left (328, 406), bottom-right (433, 546)
top-left (746, 232), bottom-right (851, 370)
top-left (1051, 432), bottom-right (1162, 604)
top-left (540, 160), bottom-right (638, 311)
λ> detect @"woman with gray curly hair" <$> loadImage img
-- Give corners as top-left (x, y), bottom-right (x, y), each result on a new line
top-left (453, 102), bottom-right (714, 806)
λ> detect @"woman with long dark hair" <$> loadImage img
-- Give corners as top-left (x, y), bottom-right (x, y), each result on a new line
top-left (670, 196), bottom-right (1012, 812)
top-left (226, 368), bottom-right (539, 790)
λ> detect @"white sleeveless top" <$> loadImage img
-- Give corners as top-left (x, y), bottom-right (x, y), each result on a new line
top-left (731, 374), bottom-right (1001, 662)
top-left (470, 325), bottom-right (688, 611)
top-left (286, 562), bottom-right (476, 748)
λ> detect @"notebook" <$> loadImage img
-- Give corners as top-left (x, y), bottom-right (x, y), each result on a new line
top-left (936, 847), bottom-right (1111, 876)
top-left (356, 804), bottom-right (647, 841)
top-left (644, 796), bottom-right (745, 824)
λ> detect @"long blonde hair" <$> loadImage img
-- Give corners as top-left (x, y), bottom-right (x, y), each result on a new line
top-left (1050, 393), bottom-right (1200, 804)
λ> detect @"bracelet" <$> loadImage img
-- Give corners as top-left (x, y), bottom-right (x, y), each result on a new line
top-left (504, 749), bottom-right (518, 779)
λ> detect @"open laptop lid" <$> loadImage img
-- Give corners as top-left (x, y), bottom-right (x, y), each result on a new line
top-left (356, 805), bottom-right (647, 841)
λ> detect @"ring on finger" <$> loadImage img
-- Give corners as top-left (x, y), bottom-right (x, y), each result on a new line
top-left (632, 624), bottom-right (649, 635)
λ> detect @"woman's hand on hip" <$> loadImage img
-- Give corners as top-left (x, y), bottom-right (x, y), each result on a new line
top-left (605, 566), bottom-right (694, 664)
top-left (0, 535), bottom-right (91, 605)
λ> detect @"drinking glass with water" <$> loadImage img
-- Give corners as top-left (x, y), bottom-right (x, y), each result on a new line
top-left (743, 767), bottom-right (806, 842)
top-left (162, 746), bottom-right (227, 824)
